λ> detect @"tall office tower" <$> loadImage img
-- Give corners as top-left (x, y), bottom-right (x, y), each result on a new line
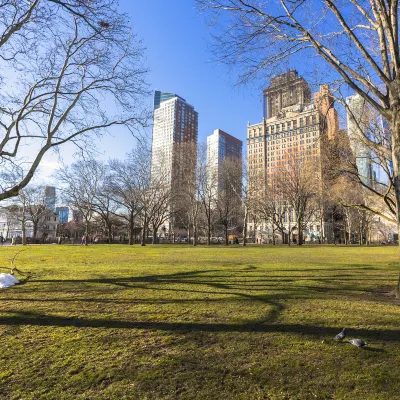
top-left (56, 206), bottom-right (70, 224)
top-left (44, 186), bottom-right (56, 211)
top-left (346, 94), bottom-right (374, 186)
top-left (263, 70), bottom-right (311, 119)
top-left (248, 77), bottom-right (339, 243)
top-left (207, 129), bottom-right (243, 199)
top-left (151, 90), bottom-right (198, 226)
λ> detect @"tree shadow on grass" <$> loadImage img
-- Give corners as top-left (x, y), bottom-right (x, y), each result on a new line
top-left (4, 265), bottom-right (396, 316)
top-left (3, 268), bottom-right (399, 343)
top-left (25, 271), bottom-right (384, 298)
top-left (0, 310), bottom-right (399, 342)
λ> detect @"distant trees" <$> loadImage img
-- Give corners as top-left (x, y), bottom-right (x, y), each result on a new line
top-left (326, 113), bottom-right (396, 226)
top-left (108, 155), bottom-right (143, 245)
top-left (53, 142), bottom-right (173, 245)
top-left (214, 157), bottom-right (243, 245)
top-left (0, 0), bottom-right (149, 202)
top-left (249, 152), bottom-right (320, 246)
top-left (200, 144), bottom-right (218, 245)
top-left (274, 159), bottom-right (319, 246)
top-left (1, 184), bottom-right (55, 244)
top-left (23, 186), bottom-right (55, 243)
top-left (57, 160), bottom-right (98, 243)
top-left (254, 188), bottom-right (288, 245)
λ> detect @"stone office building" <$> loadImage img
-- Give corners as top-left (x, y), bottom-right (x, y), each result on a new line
top-left (247, 71), bottom-right (339, 243)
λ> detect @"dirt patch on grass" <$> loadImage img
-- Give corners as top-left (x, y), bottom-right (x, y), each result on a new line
top-left (368, 286), bottom-right (400, 302)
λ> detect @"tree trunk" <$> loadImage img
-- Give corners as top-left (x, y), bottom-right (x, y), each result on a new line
top-left (279, 229), bottom-right (285, 244)
top-left (193, 224), bottom-right (197, 246)
top-left (298, 230), bottom-right (303, 246)
top-left (84, 219), bottom-right (89, 246)
top-left (242, 207), bottom-right (248, 247)
top-left (108, 222), bottom-right (113, 244)
top-left (225, 224), bottom-right (229, 245)
top-left (33, 223), bottom-right (38, 244)
top-left (152, 227), bottom-right (157, 244)
top-left (297, 216), bottom-right (303, 245)
top-left (129, 211), bottom-right (134, 245)
top-left (22, 217), bottom-right (26, 246)
top-left (391, 107), bottom-right (400, 248)
top-left (141, 215), bottom-right (146, 246)
top-left (207, 218), bottom-right (211, 245)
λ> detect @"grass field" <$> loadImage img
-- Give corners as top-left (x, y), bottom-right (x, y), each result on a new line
top-left (0, 244), bottom-right (399, 400)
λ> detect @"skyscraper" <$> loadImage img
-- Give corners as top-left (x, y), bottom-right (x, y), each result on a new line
top-left (44, 186), bottom-right (56, 211)
top-left (151, 90), bottom-right (198, 227)
top-left (56, 206), bottom-right (70, 224)
top-left (207, 129), bottom-right (243, 199)
top-left (263, 70), bottom-right (311, 119)
top-left (248, 72), bottom-right (339, 242)
top-left (346, 94), bottom-right (374, 186)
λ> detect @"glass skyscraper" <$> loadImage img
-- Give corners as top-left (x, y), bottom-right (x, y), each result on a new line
top-left (151, 90), bottom-right (198, 228)
top-left (207, 129), bottom-right (243, 199)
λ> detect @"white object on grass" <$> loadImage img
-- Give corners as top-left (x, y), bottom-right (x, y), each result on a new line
top-left (0, 273), bottom-right (20, 289)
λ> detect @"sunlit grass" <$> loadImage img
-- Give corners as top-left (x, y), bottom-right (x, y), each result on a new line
top-left (0, 244), bottom-right (399, 399)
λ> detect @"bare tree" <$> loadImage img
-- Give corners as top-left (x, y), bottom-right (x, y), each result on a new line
top-left (56, 160), bottom-right (99, 242)
top-left (274, 157), bottom-right (319, 245)
top-left (330, 107), bottom-right (396, 224)
top-left (1, 199), bottom-right (27, 244)
top-left (255, 188), bottom-right (289, 244)
top-left (216, 157), bottom-right (242, 245)
top-left (108, 155), bottom-right (142, 245)
top-left (0, 0), bottom-right (149, 201)
top-left (223, 156), bottom-right (253, 245)
top-left (172, 142), bottom-right (201, 245)
top-left (0, 203), bottom-right (17, 240)
top-left (148, 181), bottom-right (172, 244)
top-left (201, 143), bottom-right (219, 245)
top-left (125, 143), bottom-right (156, 247)
top-left (86, 161), bottom-right (120, 244)
top-left (22, 185), bottom-right (54, 243)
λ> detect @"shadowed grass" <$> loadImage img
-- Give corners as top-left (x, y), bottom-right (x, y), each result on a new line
top-left (0, 244), bottom-right (399, 400)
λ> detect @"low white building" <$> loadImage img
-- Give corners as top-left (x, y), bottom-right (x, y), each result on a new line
top-left (0, 209), bottom-right (58, 241)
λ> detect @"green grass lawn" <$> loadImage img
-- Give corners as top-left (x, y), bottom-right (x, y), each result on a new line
top-left (0, 244), bottom-right (399, 400)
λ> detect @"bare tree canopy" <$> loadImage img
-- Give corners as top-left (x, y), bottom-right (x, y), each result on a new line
top-left (198, 0), bottom-right (400, 233)
top-left (0, 0), bottom-right (150, 201)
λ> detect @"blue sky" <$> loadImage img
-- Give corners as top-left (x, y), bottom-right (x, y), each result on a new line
top-left (110, 1), bottom-right (347, 149)
top-left (39, 0), bottom-right (345, 183)
top-left (40, 1), bottom-right (264, 182)
top-left (126, 1), bottom-right (263, 142)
